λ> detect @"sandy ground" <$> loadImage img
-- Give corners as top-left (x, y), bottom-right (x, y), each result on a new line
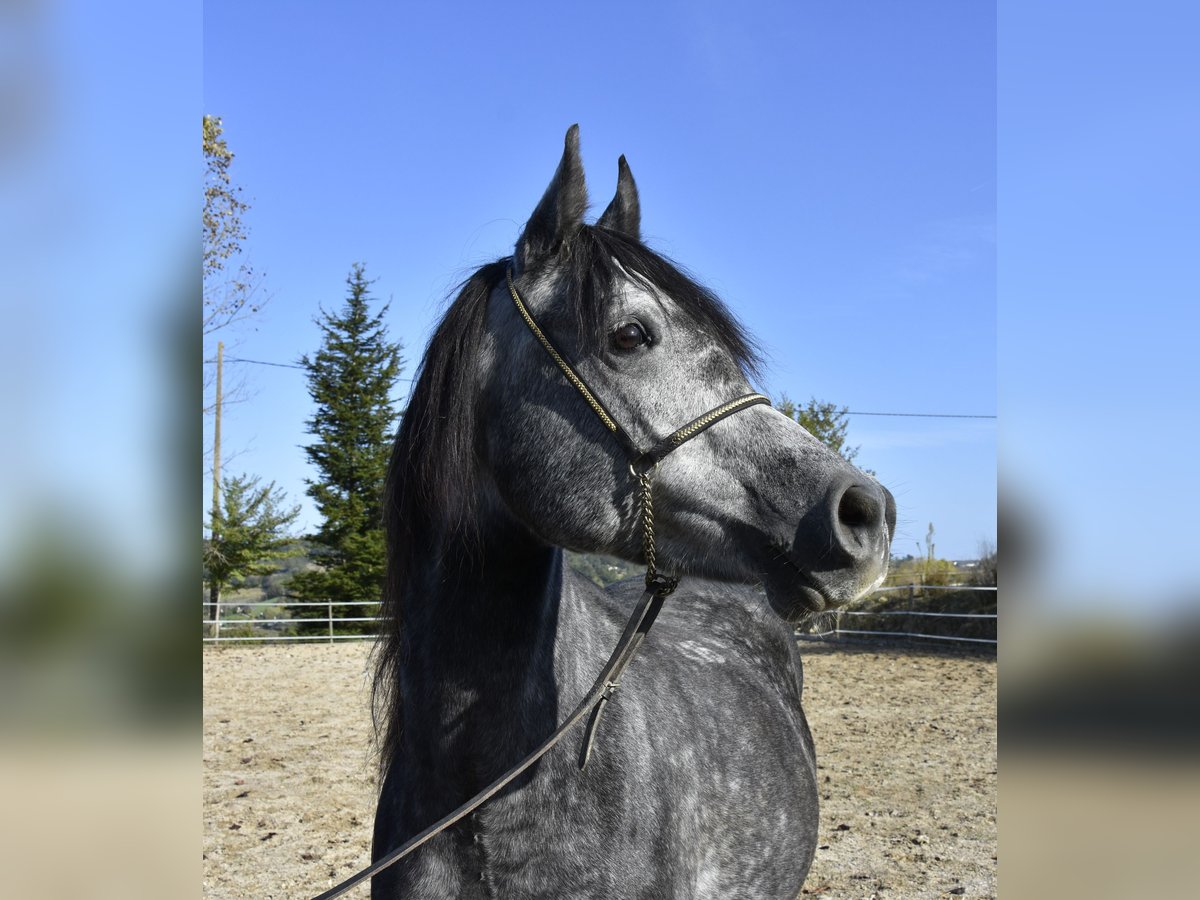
top-left (203, 640), bottom-right (995, 899)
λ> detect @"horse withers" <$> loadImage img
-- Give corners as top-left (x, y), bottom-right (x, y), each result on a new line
top-left (370, 126), bottom-right (895, 898)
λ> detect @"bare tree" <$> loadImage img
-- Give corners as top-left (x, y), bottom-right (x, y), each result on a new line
top-left (203, 115), bottom-right (268, 336)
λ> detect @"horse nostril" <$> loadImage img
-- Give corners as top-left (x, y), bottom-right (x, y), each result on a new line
top-left (791, 477), bottom-right (891, 574)
top-left (838, 483), bottom-right (882, 532)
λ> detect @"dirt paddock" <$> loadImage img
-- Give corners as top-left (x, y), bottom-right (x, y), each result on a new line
top-left (203, 640), bottom-right (995, 898)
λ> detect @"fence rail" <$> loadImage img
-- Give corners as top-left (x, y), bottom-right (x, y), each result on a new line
top-left (202, 581), bottom-right (996, 647)
top-left (795, 582), bottom-right (996, 646)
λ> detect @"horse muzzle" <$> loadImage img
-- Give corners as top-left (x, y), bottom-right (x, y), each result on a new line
top-left (763, 475), bottom-right (896, 621)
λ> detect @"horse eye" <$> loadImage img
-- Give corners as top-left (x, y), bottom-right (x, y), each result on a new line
top-left (613, 321), bottom-right (649, 351)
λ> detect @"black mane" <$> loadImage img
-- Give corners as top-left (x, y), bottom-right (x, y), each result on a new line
top-left (372, 226), bottom-right (761, 771)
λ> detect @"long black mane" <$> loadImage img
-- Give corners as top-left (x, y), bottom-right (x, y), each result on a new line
top-left (372, 225), bottom-right (761, 772)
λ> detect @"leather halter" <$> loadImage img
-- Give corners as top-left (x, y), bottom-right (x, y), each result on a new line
top-left (312, 267), bottom-right (769, 900)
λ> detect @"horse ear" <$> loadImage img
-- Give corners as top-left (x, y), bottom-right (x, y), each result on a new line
top-left (596, 155), bottom-right (640, 241)
top-left (515, 124), bottom-right (588, 273)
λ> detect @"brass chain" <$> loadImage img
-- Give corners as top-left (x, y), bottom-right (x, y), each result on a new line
top-left (638, 470), bottom-right (657, 579)
top-left (636, 469), bottom-right (677, 595)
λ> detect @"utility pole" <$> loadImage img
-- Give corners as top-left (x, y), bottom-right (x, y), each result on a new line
top-left (209, 341), bottom-right (223, 638)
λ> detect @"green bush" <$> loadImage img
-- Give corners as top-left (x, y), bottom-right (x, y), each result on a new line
top-left (887, 556), bottom-right (961, 587)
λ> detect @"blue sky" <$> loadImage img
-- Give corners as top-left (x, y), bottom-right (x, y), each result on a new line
top-left (1000, 1), bottom-right (1200, 605)
top-left (200, 1), bottom-right (995, 562)
top-left (5, 1), bottom-right (1196, 607)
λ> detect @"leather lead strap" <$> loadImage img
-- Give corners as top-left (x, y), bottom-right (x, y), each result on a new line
top-left (578, 573), bottom-right (673, 769)
top-left (312, 582), bottom-right (671, 900)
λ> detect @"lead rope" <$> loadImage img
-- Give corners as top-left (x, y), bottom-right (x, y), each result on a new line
top-left (311, 270), bottom-right (767, 900)
top-left (578, 464), bottom-right (676, 769)
top-left (311, 508), bottom-right (674, 900)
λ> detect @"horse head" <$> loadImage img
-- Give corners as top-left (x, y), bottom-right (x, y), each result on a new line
top-left (477, 126), bottom-right (895, 620)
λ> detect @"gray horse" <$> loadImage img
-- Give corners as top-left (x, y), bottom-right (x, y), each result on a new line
top-left (371, 127), bottom-right (895, 898)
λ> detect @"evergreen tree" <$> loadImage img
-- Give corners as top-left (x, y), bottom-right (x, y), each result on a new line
top-left (204, 474), bottom-right (301, 636)
top-left (288, 263), bottom-right (403, 633)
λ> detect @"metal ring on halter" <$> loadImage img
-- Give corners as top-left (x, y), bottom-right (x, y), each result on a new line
top-left (629, 458), bottom-right (660, 479)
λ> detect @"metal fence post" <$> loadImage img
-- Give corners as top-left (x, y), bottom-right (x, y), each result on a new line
top-left (328, 600), bottom-right (334, 644)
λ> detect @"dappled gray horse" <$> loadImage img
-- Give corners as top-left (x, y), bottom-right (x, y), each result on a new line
top-left (371, 127), bottom-right (895, 898)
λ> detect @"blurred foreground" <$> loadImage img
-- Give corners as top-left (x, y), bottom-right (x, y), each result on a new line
top-left (0, 1), bottom-right (200, 895)
top-left (1000, 502), bottom-right (1200, 897)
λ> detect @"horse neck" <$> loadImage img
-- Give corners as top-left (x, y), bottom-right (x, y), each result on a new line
top-left (398, 509), bottom-right (576, 784)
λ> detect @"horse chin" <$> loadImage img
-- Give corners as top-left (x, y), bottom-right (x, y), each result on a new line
top-left (762, 571), bottom-right (832, 624)
top-left (761, 563), bottom-right (884, 624)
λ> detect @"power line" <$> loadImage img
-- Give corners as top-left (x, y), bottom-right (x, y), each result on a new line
top-left (205, 356), bottom-right (419, 383)
top-left (845, 411), bottom-right (996, 419)
top-left (216, 356), bottom-right (304, 369)
top-left (202, 359), bottom-right (994, 418)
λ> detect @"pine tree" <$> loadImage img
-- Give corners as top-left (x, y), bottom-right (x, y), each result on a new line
top-left (288, 263), bottom-right (404, 633)
top-left (204, 474), bottom-right (301, 637)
